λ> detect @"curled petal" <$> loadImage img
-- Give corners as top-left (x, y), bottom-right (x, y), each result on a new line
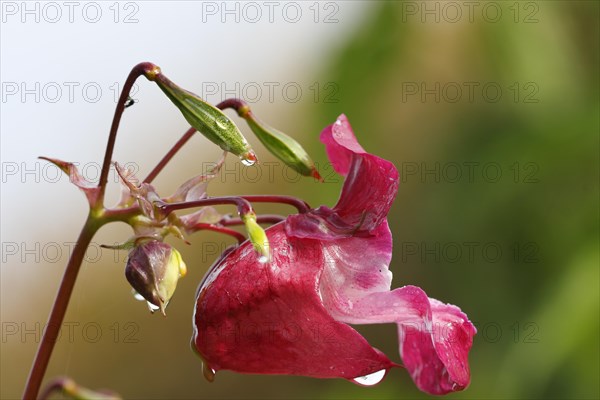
top-left (287, 115), bottom-right (398, 238)
top-left (399, 299), bottom-right (476, 394)
top-left (316, 221), bottom-right (475, 394)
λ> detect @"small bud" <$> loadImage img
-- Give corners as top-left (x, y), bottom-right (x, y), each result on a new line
top-left (238, 106), bottom-right (322, 181)
top-left (150, 71), bottom-right (256, 161)
top-left (241, 212), bottom-right (270, 263)
top-left (125, 240), bottom-right (187, 315)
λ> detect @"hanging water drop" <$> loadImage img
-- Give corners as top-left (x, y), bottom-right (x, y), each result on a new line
top-left (352, 369), bottom-right (387, 386)
top-left (133, 292), bottom-right (145, 301)
top-left (147, 301), bottom-right (160, 312)
top-left (240, 150), bottom-right (257, 166)
top-left (202, 363), bottom-right (216, 382)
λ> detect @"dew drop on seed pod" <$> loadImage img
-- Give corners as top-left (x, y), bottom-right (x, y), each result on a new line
top-left (215, 116), bottom-right (229, 130)
top-left (240, 150), bottom-right (257, 166)
top-left (147, 302), bottom-right (160, 312)
top-left (352, 369), bottom-right (387, 386)
top-left (133, 292), bottom-right (145, 301)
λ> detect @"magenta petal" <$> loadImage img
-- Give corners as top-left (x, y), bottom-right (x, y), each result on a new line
top-left (193, 115), bottom-right (475, 394)
top-left (286, 116), bottom-right (399, 239)
top-left (315, 221), bottom-right (475, 394)
top-left (399, 299), bottom-right (476, 394)
top-left (321, 115), bottom-right (399, 233)
top-left (193, 224), bottom-right (394, 380)
top-left (319, 114), bottom-right (366, 176)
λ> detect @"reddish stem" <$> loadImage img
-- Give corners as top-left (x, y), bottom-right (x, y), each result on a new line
top-left (144, 126), bottom-right (197, 184)
top-left (216, 98), bottom-right (249, 117)
top-left (158, 197), bottom-right (254, 217)
top-left (240, 195), bottom-right (310, 213)
top-left (221, 214), bottom-right (285, 226)
top-left (189, 223), bottom-right (247, 244)
top-left (158, 195), bottom-right (309, 217)
top-left (23, 217), bottom-right (100, 400)
top-left (98, 62), bottom-right (159, 206)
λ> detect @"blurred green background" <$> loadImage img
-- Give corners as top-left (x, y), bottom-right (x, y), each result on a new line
top-left (1, 1), bottom-right (598, 399)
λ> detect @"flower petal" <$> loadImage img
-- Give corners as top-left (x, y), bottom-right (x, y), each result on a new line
top-left (287, 115), bottom-right (398, 238)
top-left (319, 114), bottom-right (366, 176)
top-left (193, 223), bottom-right (395, 380)
top-left (399, 299), bottom-right (476, 394)
top-left (315, 220), bottom-right (475, 395)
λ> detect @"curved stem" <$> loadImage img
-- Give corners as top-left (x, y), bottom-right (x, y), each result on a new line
top-left (23, 216), bottom-right (102, 400)
top-left (221, 214), bottom-right (285, 226)
top-left (97, 62), bottom-right (158, 208)
top-left (158, 197), bottom-right (254, 217)
top-left (144, 126), bottom-right (197, 184)
top-left (189, 223), bottom-right (246, 244)
top-left (240, 195), bottom-right (310, 213)
top-left (216, 98), bottom-right (249, 117)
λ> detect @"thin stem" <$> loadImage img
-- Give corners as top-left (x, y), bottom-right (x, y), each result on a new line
top-left (98, 62), bottom-right (159, 207)
top-left (158, 195), bottom-right (310, 218)
top-left (221, 214), bottom-right (285, 226)
top-left (158, 197), bottom-right (254, 217)
top-left (144, 126), bottom-right (197, 184)
top-left (23, 216), bottom-right (101, 400)
top-left (216, 98), bottom-right (249, 117)
top-left (189, 223), bottom-right (246, 244)
top-left (240, 195), bottom-right (310, 213)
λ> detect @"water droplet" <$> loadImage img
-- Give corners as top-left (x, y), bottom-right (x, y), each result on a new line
top-left (215, 116), bottom-right (229, 130)
top-left (202, 363), bottom-right (216, 382)
top-left (258, 255), bottom-right (269, 264)
top-left (133, 292), bottom-right (145, 301)
top-left (352, 369), bottom-right (387, 386)
top-left (147, 302), bottom-right (160, 312)
top-left (240, 151), bottom-right (257, 166)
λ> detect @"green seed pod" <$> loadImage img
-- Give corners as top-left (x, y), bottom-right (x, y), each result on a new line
top-left (149, 69), bottom-right (256, 164)
top-left (240, 105), bottom-right (322, 180)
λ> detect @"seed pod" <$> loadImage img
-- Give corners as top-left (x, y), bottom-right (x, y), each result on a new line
top-left (125, 240), bottom-right (187, 315)
top-left (148, 68), bottom-right (256, 163)
top-left (239, 105), bottom-right (322, 180)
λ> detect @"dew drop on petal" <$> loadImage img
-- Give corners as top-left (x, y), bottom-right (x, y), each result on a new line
top-left (352, 369), bottom-right (387, 386)
top-left (202, 363), bottom-right (216, 382)
top-left (258, 255), bottom-right (269, 264)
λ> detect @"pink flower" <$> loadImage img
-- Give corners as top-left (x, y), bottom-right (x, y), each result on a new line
top-left (192, 115), bottom-right (476, 395)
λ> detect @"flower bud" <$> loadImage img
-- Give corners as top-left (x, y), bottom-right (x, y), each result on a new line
top-left (241, 212), bottom-right (270, 263)
top-left (125, 240), bottom-right (187, 315)
top-left (238, 105), bottom-right (322, 181)
top-left (149, 70), bottom-right (256, 163)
